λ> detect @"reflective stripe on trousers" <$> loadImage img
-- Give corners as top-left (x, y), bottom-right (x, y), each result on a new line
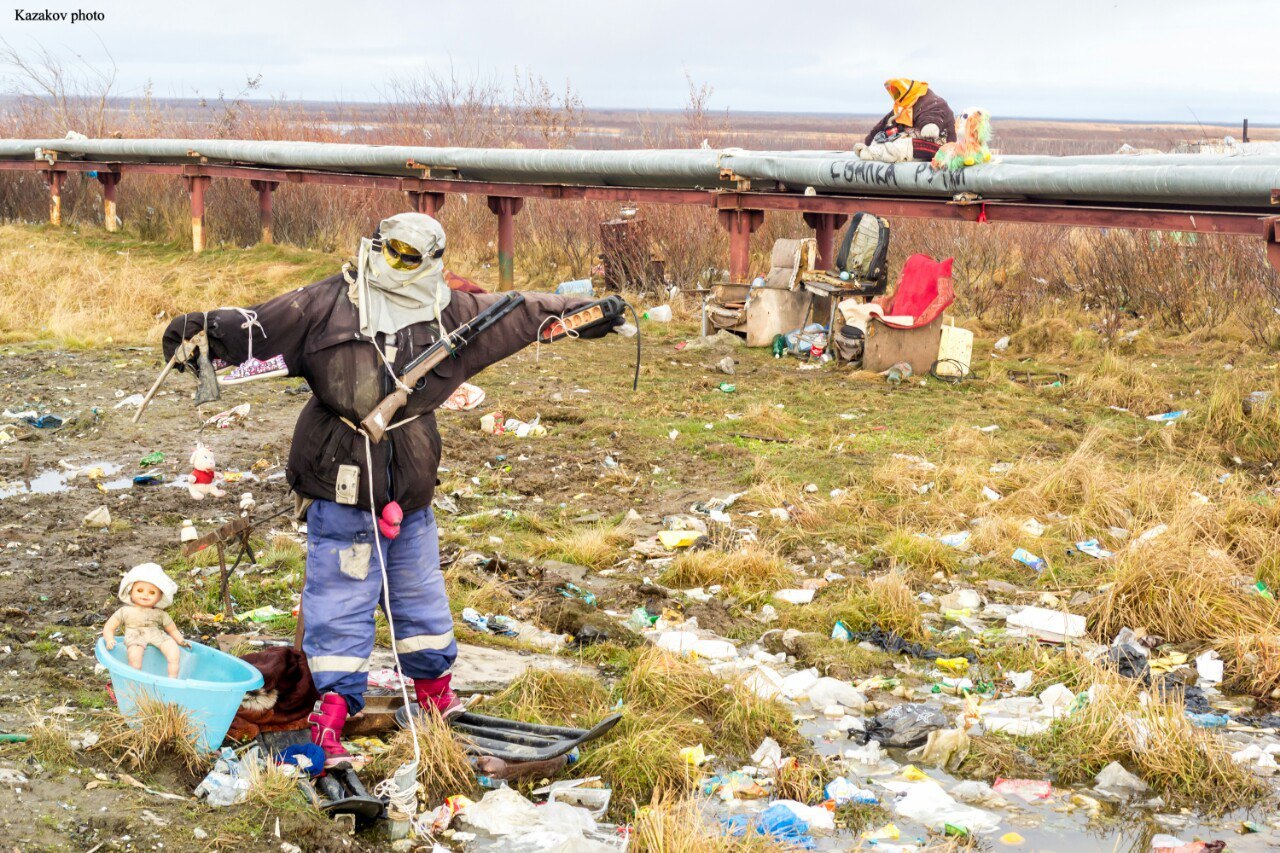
top-left (302, 499), bottom-right (457, 714)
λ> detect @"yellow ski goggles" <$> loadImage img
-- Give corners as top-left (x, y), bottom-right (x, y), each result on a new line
top-left (382, 238), bottom-right (424, 271)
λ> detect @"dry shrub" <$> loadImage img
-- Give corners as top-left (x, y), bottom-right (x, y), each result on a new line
top-left (659, 544), bottom-right (792, 593)
top-left (93, 695), bottom-right (205, 776)
top-left (1216, 633), bottom-right (1280, 700)
top-left (367, 713), bottom-right (477, 806)
top-left (1089, 536), bottom-right (1276, 643)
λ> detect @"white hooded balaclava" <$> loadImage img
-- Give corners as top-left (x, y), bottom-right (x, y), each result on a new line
top-left (345, 212), bottom-right (451, 338)
top-left (118, 562), bottom-right (179, 609)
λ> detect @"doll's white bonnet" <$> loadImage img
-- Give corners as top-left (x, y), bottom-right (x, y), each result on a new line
top-left (117, 563), bottom-right (178, 609)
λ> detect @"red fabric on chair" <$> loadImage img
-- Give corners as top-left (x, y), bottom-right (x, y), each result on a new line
top-left (874, 254), bottom-right (955, 330)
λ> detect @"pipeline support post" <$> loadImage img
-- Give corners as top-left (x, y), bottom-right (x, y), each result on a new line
top-left (42, 170), bottom-right (65, 226)
top-left (409, 190), bottom-right (446, 217)
top-left (486, 196), bottom-right (524, 291)
top-left (250, 180), bottom-right (278, 244)
top-left (717, 208), bottom-right (764, 282)
top-left (1266, 216), bottom-right (1280, 275)
top-left (802, 212), bottom-right (849, 271)
top-left (185, 175), bottom-right (211, 253)
top-left (95, 171), bottom-right (120, 232)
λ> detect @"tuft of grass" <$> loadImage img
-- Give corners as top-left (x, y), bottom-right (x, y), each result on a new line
top-left (1216, 632), bottom-right (1280, 699)
top-left (526, 523), bottom-right (628, 569)
top-left (833, 573), bottom-right (926, 642)
top-left (444, 563), bottom-right (517, 615)
top-left (577, 712), bottom-right (704, 813)
top-left (1089, 537), bottom-right (1276, 644)
top-left (877, 528), bottom-right (958, 581)
top-left (1074, 350), bottom-right (1172, 415)
top-left (367, 713), bottom-right (478, 806)
top-left (658, 544), bottom-right (792, 595)
top-left (1005, 664), bottom-right (1263, 812)
top-left (623, 648), bottom-right (803, 757)
top-left (486, 668), bottom-right (613, 725)
top-left (26, 711), bottom-right (76, 769)
top-left (93, 695), bottom-right (206, 777)
top-left (632, 793), bottom-right (778, 852)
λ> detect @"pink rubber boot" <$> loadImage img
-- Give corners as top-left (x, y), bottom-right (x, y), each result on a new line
top-left (308, 692), bottom-right (353, 768)
top-left (378, 501), bottom-right (403, 540)
top-left (415, 673), bottom-right (465, 719)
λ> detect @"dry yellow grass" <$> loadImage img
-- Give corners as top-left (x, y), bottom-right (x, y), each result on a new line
top-left (1090, 533), bottom-right (1277, 643)
top-left (633, 794), bottom-right (780, 852)
top-left (659, 543), bottom-right (792, 593)
top-left (0, 225), bottom-right (337, 345)
top-left (367, 713), bottom-right (477, 806)
top-left (1074, 351), bottom-right (1173, 415)
top-left (526, 523), bottom-right (629, 569)
top-left (93, 695), bottom-right (206, 776)
top-left (1216, 632), bottom-right (1280, 700)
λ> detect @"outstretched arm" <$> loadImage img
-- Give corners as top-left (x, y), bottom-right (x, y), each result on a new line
top-left (161, 276), bottom-right (332, 376)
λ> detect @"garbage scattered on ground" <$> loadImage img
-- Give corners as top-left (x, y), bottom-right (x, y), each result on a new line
top-left (203, 403), bottom-right (250, 429)
top-left (83, 505), bottom-right (111, 528)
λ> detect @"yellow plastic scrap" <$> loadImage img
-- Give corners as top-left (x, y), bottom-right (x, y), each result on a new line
top-left (898, 764), bottom-right (928, 781)
top-left (936, 657), bottom-right (970, 674)
top-left (862, 823), bottom-right (900, 840)
top-left (1147, 651), bottom-right (1188, 674)
top-left (679, 744), bottom-right (708, 766)
top-left (1000, 832), bottom-right (1025, 844)
top-left (658, 530), bottom-right (701, 548)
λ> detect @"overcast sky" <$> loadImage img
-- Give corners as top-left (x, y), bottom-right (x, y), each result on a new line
top-left (2, 0), bottom-right (1276, 123)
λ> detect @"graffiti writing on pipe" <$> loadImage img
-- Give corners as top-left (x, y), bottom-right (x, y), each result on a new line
top-left (827, 160), bottom-right (968, 191)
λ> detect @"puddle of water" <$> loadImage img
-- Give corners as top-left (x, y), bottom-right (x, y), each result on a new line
top-left (0, 461), bottom-right (122, 499)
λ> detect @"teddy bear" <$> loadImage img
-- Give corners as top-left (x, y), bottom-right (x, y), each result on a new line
top-left (187, 443), bottom-right (225, 500)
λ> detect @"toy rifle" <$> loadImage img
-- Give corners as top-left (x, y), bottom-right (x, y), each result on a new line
top-left (361, 294), bottom-right (627, 442)
top-left (132, 330), bottom-right (221, 424)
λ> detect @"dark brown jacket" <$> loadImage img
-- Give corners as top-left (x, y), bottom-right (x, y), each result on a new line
top-left (164, 275), bottom-right (599, 513)
top-left (863, 89), bottom-right (956, 146)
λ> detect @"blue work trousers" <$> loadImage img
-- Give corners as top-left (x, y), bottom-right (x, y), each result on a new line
top-left (302, 499), bottom-right (456, 714)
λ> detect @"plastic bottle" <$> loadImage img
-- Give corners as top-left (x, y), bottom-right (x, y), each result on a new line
top-left (643, 305), bottom-right (672, 322)
top-left (555, 279), bottom-right (595, 297)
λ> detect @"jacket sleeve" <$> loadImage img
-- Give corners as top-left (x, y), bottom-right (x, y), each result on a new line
top-left (864, 112), bottom-right (893, 146)
top-left (915, 92), bottom-right (956, 142)
top-left (162, 282), bottom-right (320, 376)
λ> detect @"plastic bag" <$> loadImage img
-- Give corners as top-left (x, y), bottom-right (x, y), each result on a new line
top-left (723, 802), bottom-right (817, 849)
top-left (882, 778), bottom-right (1001, 835)
top-left (862, 703), bottom-right (949, 748)
top-left (909, 727), bottom-right (970, 772)
top-left (806, 677), bottom-right (866, 710)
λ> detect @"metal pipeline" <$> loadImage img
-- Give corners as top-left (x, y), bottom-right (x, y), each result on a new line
top-left (2, 137), bottom-right (1279, 209)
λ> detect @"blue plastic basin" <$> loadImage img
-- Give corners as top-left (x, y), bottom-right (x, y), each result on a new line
top-left (95, 638), bottom-right (263, 752)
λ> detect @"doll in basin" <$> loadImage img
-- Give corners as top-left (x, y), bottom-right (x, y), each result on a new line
top-left (103, 563), bottom-right (189, 677)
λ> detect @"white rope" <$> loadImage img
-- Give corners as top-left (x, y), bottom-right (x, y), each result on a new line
top-left (362, 431), bottom-right (423, 827)
top-left (534, 312), bottom-right (581, 363)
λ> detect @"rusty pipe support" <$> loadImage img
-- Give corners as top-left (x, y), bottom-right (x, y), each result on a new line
top-left (250, 180), bottom-right (277, 244)
top-left (802, 211), bottom-right (848, 271)
top-left (42, 170), bottom-right (65, 226)
top-left (408, 190), bottom-right (446, 217)
top-left (95, 171), bottom-right (120, 232)
top-left (185, 175), bottom-right (211, 253)
top-left (486, 196), bottom-right (524, 291)
top-left (717, 208), bottom-right (764, 282)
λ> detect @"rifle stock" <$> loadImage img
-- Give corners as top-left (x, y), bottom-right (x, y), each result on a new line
top-left (360, 346), bottom-right (448, 441)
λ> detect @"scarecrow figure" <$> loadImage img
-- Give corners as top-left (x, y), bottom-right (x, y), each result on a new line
top-left (163, 213), bottom-right (619, 766)
top-left (856, 78), bottom-right (957, 163)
